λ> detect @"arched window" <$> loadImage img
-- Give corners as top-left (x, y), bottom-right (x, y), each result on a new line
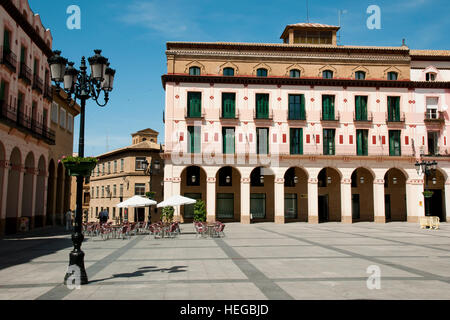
top-left (322, 70), bottom-right (333, 79)
top-left (289, 69), bottom-right (301, 78)
top-left (426, 72), bottom-right (436, 81)
top-left (355, 71), bottom-right (366, 80)
top-left (257, 68), bottom-right (268, 77)
top-left (387, 72), bottom-right (398, 81)
top-left (223, 67), bottom-right (235, 76)
top-left (189, 66), bottom-right (201, 76)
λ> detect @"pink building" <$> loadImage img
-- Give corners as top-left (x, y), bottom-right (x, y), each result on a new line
top-left (162, 23), bottom-right (450, 225)
top-left (0, 0), bottom-right (78, 236)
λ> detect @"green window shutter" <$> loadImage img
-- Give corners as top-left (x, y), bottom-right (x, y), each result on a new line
top-left (256, 94), bottom-right (269, 118)
top-left (300, 94), bottom-right (306, 120)
top-left (355, 96), bottom-right (361, 121)
top-left (322, 96), bottom-right (328, 120)
top-left (389, 131), bottom-right (401, 156)
top-left (222, 93), bottom-right (235, 118)
top-left (323, 129), bottom-right (335, 155)
top-left (395, 97), bottom-right (400, 121)
top-left (3, 30), bottom-right (10, 51)
top-left (188, 92), bottom-right (201, 117)
top-left (290, 128), bottom-right (303, 155)
top-left (0, 81), bottom-right (5, 101)
top-left (361, 96), bottom-right (368, 120)
top-left (20, 47), bottom-right (25, 63)
top-left (223, 128), bottom-right (235, 154)
top-left (357, 130), bottom-right (368, 155)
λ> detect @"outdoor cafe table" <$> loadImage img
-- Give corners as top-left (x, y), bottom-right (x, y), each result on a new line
top-left (111, 225), bottom-right (122, 239)
top-left (206, 224), bottom-right (216, 238)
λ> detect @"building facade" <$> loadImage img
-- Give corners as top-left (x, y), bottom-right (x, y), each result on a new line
top-left (162, 23), bottom-right (450, 225)
top-left (89, 129), bottom-right (164, 224)
top-left (0, 0), bottom-right (79, 236)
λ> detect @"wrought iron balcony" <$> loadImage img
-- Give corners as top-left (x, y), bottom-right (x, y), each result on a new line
top-left (0, 46), bottom-right (17, 72)
top-left (424, 111), bottom-right (445, 124)
top-left (253, 109), bottom-right (273, 120)
top-left (185, 109), bottom-right (205, 119)
top-left (386, 112), bottom-right (405, 123)
top-left (320, 111), bottom-right (340, 122)
top-left (287, 110), bottom-right (307, 121)
top-left (0, 100), bottom-right (55, 145)
top-left (353, 112), bottom-right (373, 122)
top-left (44, 85), bottom-right (53, 101)
top-left (32, 74), bottom-right (44, 93)
top-left (220, 109), bottom-right (239, 120)
top-left (19, 62), bottom-right (32, 84)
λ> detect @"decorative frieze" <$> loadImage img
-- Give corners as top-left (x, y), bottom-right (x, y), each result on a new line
top-left (406, 179), bottom-right (424, 185)
top-left (308, 178), bottom-right (318, 184)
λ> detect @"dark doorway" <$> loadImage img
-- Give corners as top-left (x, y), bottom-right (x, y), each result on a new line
top-left (426, 189), bottom-right (444, 220)
top-left (352, 194), bottom-right (360, 220)
top-left (385, 195), bottom-right (391, 220)
top-left (318, 195), bottom-right (329, 222)
top-left (135, 208), bottom-right (145, 222)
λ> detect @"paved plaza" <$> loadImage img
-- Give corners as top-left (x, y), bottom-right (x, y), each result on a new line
top-left (0, 222), bottom-right (450, 300)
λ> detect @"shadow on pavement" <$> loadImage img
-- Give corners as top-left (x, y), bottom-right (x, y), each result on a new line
top-left (0, 227), bottom-right (74, 271)
top-left (88, 265), bottom-right (188, 284)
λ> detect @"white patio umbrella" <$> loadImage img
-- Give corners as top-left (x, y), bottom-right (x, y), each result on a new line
top-left (116, 195), bottom-right (157, 208)
top-left (157, 195), bottom-right (196, 208)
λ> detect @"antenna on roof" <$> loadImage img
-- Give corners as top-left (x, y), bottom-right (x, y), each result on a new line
top-left (337, 9), bottom-right (347, 45)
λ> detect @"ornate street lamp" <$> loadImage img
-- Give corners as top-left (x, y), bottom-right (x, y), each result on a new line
top-left (48, 49), bottom-right (115, 285)
top-left (415, 159), bottom-right (438, 216)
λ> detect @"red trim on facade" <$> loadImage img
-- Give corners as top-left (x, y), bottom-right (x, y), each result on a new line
top-left (405, 136), bottom-right (409, 145)
top-left (372, 136), bottom-right (376, 145)
top-left (316, 135), bottom-right (320, 144)
top-left (179, 132), bottom-right (184, 142)
top-left (204, 133), bottom-right (208, 142)
top-left (306, 134), bottom-right (310, 144)
top-left (339, 135), bottom-right (343, 144)
top-left (349, 135), bottom-right (353, 144)
top-left (382, 136), bottom-right (386, 145)
top-left (282, 134), bottom-right (287, 143)
top-left (214, 133), bottom-right (219, 142)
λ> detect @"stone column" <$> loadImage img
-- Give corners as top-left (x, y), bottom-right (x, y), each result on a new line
top-left (274, 177), bottom-right (285, 224)
top-left (206, 177), bottom-right (216, 223)
top-left (172, 177), bottom-right (181, 222)
top-left (373, 178), bottom-right (386, 223)
top-left (445, 182), bottom-right (450, 223)
top-left (341, 178), bottom-right (352, 224)
top-left (0, 160), bottom-right (9, 236)
top-left (16, 165), bottom-right (25, 231)
top-left (48, 175), bottom-right (57, 226)
top-left (30, 168), bottom-right (38, 230)
top-left (308, 178), bottom-right (319, 224)
top-left (406, 178), bottom-right (425, 223)
top-left (240, 177), bottom-right (250, 224)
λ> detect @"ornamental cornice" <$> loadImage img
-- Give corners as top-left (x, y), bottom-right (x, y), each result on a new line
top-left (374, 179), bottom-right (385, 185)
top-left (275, 178), bottom-right (285, 184)
top-left (172, 177), bottom-right (181, 183)
top-left (167, 50), bottom-right (411, 63)
top-left (241, 178), bottom-right (250, 184)
top-left (341, 178), bottom-right (352, 184)
top-left (207, 177), bottom-right (216, 183)
top-left (308, 178), bottom-right (318, 184)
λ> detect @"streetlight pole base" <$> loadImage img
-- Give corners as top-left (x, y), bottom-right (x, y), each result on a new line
top-left (64, 249), bottom-right (88, 285)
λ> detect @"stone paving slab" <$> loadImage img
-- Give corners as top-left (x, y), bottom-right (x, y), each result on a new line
top-left (0, 222), bottom-right (449, 300)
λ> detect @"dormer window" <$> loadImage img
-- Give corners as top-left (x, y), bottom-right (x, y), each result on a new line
top-left (322, 70), bottom-right (333, 79)
top-left (355, 71), bottom-right (366, 80)
top-left (257, 68), bottom-right (268, 77)
top-left (189, 66), bottom-right (201, 76)
top-left (426, 72), bottom-right (436, 82)
top-left (387, 72), bottom-right (398, 81)
top-left (290, 69), bottom-right (301, 78)
top-left (223, 67), bottom-right (234, 76)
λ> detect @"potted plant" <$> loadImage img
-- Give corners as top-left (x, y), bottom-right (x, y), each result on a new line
top-left (61, 156), bottom-right (98, 177)
top-left (161, 206), bottom-right (174, 223)
top-left (193, 200), bottom-right (206, 222)
top-left (423, 190), bottom-right (434, 198)
top-left (145, 191), bottom-right (156, 199)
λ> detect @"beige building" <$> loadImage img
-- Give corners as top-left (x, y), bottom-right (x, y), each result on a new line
top-left (89, 129), bottom-right (164, 224)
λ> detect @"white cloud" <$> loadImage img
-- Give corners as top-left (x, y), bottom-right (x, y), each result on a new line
top-left (119, 0), bottom-right (201, 38)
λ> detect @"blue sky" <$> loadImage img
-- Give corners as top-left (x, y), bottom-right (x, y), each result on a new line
top-left (28, 0), bottom-right (450, 157)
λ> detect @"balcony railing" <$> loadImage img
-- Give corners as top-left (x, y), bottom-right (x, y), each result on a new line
top-left (220, 109), bottom-right (239, 120)
top-left (32, 74), bottom-right (43, 93)
top-left (321, 111), bottom-right (340, 122)
top-left (19, 62), bottom-right (32, 84)
top-left (424, 111), bottom-right (445, 123)
top-left (0, 100), bottom-right (55, 145)
top-left (185, 109), bottom-right (205, 119)
top-left (0, 46), bottom-right (17, 72)
top-left (287, 110), bottom-right (307, 121)
top-left (44, 85), bottom-right (52, 101)
top-left (386, 112), bottom-right (405, 123)
top-left (353, 112), bottom-right (373, 122)
top-left (253, 109), bottom-right (273, 120)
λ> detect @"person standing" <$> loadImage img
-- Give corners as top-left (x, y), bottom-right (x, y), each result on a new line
top-left (65, 210), bottom-right (73, 231)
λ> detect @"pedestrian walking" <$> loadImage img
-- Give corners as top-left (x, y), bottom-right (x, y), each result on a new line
top-left (65, 210), bottom-right (73, 231)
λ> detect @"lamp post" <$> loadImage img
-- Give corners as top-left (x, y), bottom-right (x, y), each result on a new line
top-left (48, 49), bottom-right (115, 285)
top-left (143, 158), bottom-right (161, 222)
top-left (415, 159), bottom-right (438, 217)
